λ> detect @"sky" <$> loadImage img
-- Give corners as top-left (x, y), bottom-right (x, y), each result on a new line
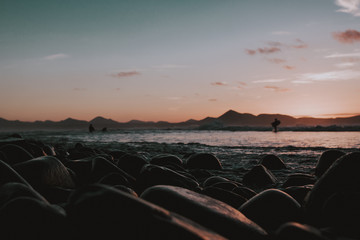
top-left (1, 0), bottom-right (360, 122)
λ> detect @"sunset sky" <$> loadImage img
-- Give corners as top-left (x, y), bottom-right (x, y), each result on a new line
top-left (1, 0), bottom-right (360, 122)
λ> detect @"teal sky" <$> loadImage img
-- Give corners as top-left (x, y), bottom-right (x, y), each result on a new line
top-left (1, 0), bottom-right (360, 122)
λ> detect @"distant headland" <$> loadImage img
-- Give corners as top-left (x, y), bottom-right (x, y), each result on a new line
top-left (1, 110), bottom-right (360, 131)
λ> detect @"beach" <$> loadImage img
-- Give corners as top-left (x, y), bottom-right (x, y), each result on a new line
top-left (0, 130), bottom-right (359, 239)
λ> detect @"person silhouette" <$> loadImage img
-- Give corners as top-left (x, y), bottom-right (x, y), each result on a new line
top-left (89, 124), bottom-right (95, 133)
top-left (271, 118), bottom-right (281, 132)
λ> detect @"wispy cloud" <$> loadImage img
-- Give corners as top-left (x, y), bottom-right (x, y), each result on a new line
top-left (300, 70), bottom-right (360, 82)
top-left (238, 81), bottom-right (247, 86)
top-left (335, 62), bottom-right (356, 68)
top-left (209, 99), bottom-right (217, 102)
top-left (253, 78), bottom-right (286, 83)
top-left (264, 85), bottom-right (290, 92)
top-left (43, 53), bottom-right (69, 60)
top-left (325, 51), bottom-right (360, 58)
top-left (211, 82), bottom-right (227, 86)
top-left (333, 29), bottom-right (360, 43)
top-left (111, 71), bottom-right (141, 78)
top-left (335, 0), bottom-right (360, 16)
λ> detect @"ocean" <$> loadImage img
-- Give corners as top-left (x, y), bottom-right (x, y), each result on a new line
top-left (4, 130), bottom-right (359, 185)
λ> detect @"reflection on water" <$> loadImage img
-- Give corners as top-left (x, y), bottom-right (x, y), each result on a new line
top-left (22, 130), bottom-right (359, 149)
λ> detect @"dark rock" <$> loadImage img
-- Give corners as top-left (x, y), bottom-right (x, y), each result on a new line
top-left (0, 197), bottom-right (67, 240)
top-left (202, 186), bottom-right (247, 208)
top-left (321, 191), bottom-right (360, 238)
top-left (232, 186), bottom-right (257, 200)
top-left (305, 152), bottom-right (360, 226)
top-left (97, 172), bottom-right (130, 186)
top-left (13, 156), bottom-right (75, 192)
top-left (314, 150), bottom-right (345, 177)
top-left (136, 164), bottom-right (199, 194)
top-left (117, 153), bottom-right (148, 178)
top-left (281, 174), bottom-right (316, 188)
top-left (150, 154), bottom-right (184, 166)
top-left (259, 154), bottom-right (286, 170)
top-left (65, 156), bottom-right (135, 187)
top-left (40, 186), bottom-right (73, 205)
top-left (242, 164), bottom-right (277, 189)
top-left (141, 185), bottom-right (268, 240)
top-left (239, 189), bottom-right (302, 233)
top-left (0, 144), bottom-right (34, 165)
top-left (282, 185), bottom-right (313, 206)
top-left (65, 184), bottom-right (227, 240)
top-left (0, 182), bottom-right (48, 208)
top-left (43, 144), bottom-right (57, 156)
top-left (202, 175), bottom-right (233, 188)
top-left (275, 222), bottom-right (329, 240)
top-left (186, 153), bottom-right (223, 170)
top-left (0, 160), bottom-right (32, 187)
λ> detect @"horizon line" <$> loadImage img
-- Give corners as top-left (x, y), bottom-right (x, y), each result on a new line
top-left (2, 110), bottom-right (360, 123)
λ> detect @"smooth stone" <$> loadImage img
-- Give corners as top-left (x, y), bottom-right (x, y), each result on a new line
top-left (13, 156), bottom-right (75, 192)
top-left (113, 185), bottom-right (138, 197)
top-left (0, 144), bottom-right (34, 165)
top-left (321, 191), bottom-right (360, 238)
top-left (150, 154), bottom-right (184, 166)
top-left (275, 222), bottom-right (329, 240)
top-left (136, 164), bottom-right (199, 194)
top-left (305, 152), bottom-right (360, 226)
top-left (0, 160), bottom-right (31, 187)
top-left (239, 189), bottom-right (302, 233)
top-left (65, 184), bottom-right (227, 240)
top-left (42, 144), bottom-right (57, 156)
top-left (0, 182), bottom-right (48, 208)
top-left (202, 176), bottom-right (233, 188)
top-left (97, 172), bottom-right (130, 186)
top-left (232, 186), bottom-right (258, 200)
top-left (65, 156), bottom-right (135, 187)
top-left (188, 169), bottom-right (214, 182)
top-left (209, 181), bottom-right (241, 191)
top-left (259, 154), bottom-right (286, 170)
top-left (282, 185), bottom-right (313, 206)
top-left (0, 197), bottom-right (66, 240)
top-left (186, 153), bottom-right (223, 170)
top-left (40, 186), bottom-right (73, 205)
top-left (314, 150), bottom-right (345, 177)
top-left (281, 174), bottom-right (316, 188)
top-left (141, 185), bottom-right (268, 240)
top-left (117, 153), bottom-right (148, 178)
top-left (242, 164), bottom-right (277, 189)
top-left (202, 186), bottom-right (247, 208)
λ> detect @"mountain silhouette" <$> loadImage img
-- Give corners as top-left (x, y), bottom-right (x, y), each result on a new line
top-left (1, 110), bottom-right (360, 131)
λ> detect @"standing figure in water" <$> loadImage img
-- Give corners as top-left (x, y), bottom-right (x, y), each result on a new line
top-left (271, 118), bottom-right (281, 133)
top-left (89, 124), bottom-right (95, 133)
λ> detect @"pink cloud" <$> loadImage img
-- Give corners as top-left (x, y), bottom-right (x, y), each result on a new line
top-left (267, 58), bottom-right (286, 64)
top-left (283, 65), bottom-right (296, 70)
top-left (245, 49), bottom-right (257, 55)
top-left (258, 47), bottom-right (281, 54)
top-left (238, 81), bottom-right (247, 86)
top-left (264, 85), bottom-right (290, 92)
top-left (211, 82), bottom-right (227, 86)
top-left (111, 71), bottom-right (141, 78)
top-left (291, 39), bottom-right (308, 49)
top-left (333, 29), bottom-right (360, 44)
top-left (209, 99), bottom-right (217, 102)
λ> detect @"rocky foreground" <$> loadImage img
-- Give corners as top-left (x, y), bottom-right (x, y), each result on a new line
top-left (0, 133), bottom-right (359, 240)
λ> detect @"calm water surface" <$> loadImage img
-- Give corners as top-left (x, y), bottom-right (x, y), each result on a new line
top-left (22, 130), bottom-right (359, 149)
